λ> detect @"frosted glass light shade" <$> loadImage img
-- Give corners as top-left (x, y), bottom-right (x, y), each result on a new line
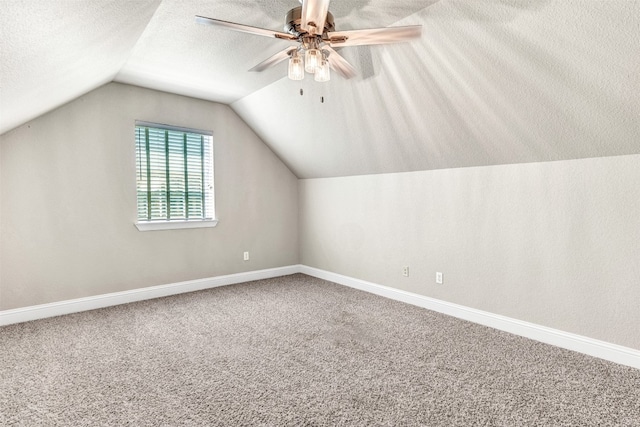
top-left (314, 59), bottom-right (330, 82)
top-left (305, 49), bottom-right (320, 73)
top-left (288, 56), bottom-right (304, 80)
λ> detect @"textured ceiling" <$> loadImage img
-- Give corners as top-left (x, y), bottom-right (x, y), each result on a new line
top-left (233, 0), bottom-right (640, 178)
top-left (2, 0), bottom-right (639, 178)
top-left (0, 0), bottom-right (161, 134)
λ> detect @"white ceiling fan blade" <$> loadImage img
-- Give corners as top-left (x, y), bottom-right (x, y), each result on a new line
top-left (301, 0), bottom-right (331, 35)
top-left (327, 25), bottom-right (422, 47)
top-left (250, 47), bottom-right (297, 72)
top-left (195, 16), bottom-right (297, 41)
top-left (323, 46), bottom-right (357, 79)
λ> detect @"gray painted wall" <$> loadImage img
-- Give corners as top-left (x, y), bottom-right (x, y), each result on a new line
top-left (0, 83), bottom-right (299, 310)
top-left (1, 81), bottom-right (638, 353)
top-left (299, 155), bottom-right (640, 350)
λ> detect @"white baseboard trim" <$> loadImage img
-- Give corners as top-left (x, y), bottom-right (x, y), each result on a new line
top-left (3, 264), bottom-right (638, 369)
top-left (0, 265), bottom-right (299, 327)
top-left (299, 265), bottom-right (640, 370)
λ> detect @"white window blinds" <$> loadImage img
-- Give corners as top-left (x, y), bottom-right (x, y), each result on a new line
top-left (135, 122), bottom-right (214, 222)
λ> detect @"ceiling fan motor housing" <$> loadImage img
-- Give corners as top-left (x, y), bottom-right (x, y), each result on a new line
top-left (284, 6), bottom-right (335, 37)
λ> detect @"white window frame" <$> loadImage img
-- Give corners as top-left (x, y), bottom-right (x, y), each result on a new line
top-left (134, 121), bottom-right (218, 232)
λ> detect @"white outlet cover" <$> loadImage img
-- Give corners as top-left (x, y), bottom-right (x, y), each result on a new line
top-left (436, 272), bottom-right (443, 284)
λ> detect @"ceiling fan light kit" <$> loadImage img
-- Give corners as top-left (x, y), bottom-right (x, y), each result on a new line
top-left (288, 51), bottom-right (305, 80)
top-left (304, 48), bottom-right (321, 73)
top-left (314, 56), bottom-right (331, 82)
top-left (196, 0), bottom-right (422, 82)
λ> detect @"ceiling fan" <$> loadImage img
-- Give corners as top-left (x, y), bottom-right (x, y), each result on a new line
top-left (195, 0), bottom-right (422, 82)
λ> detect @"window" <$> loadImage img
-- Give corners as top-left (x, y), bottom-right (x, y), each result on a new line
top-left (135, 121), bottom-right (217, 231)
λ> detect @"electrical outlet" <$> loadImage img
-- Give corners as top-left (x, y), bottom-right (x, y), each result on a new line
top-left (402, 266), bottom-right (409, 277)
top-left (436, 272), bottom-right (443, 284)
top-left (243, 251), bottom-right (249, 261)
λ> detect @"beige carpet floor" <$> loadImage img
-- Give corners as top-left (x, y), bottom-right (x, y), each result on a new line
top-left (1, 273), bottom-right (639, 426)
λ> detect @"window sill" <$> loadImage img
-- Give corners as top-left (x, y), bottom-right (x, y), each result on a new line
top-left (135, 219), bottom-right (219, 232)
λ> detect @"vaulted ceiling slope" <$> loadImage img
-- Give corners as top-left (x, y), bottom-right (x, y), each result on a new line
top-left (0, 0), bottom-right (162, 134)
top-left (233, 0), bottom-right (640, 178)
top-left (1, 0), bottom-right (432, 136)
top-left (2, 1), bottom-right (639, 178)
